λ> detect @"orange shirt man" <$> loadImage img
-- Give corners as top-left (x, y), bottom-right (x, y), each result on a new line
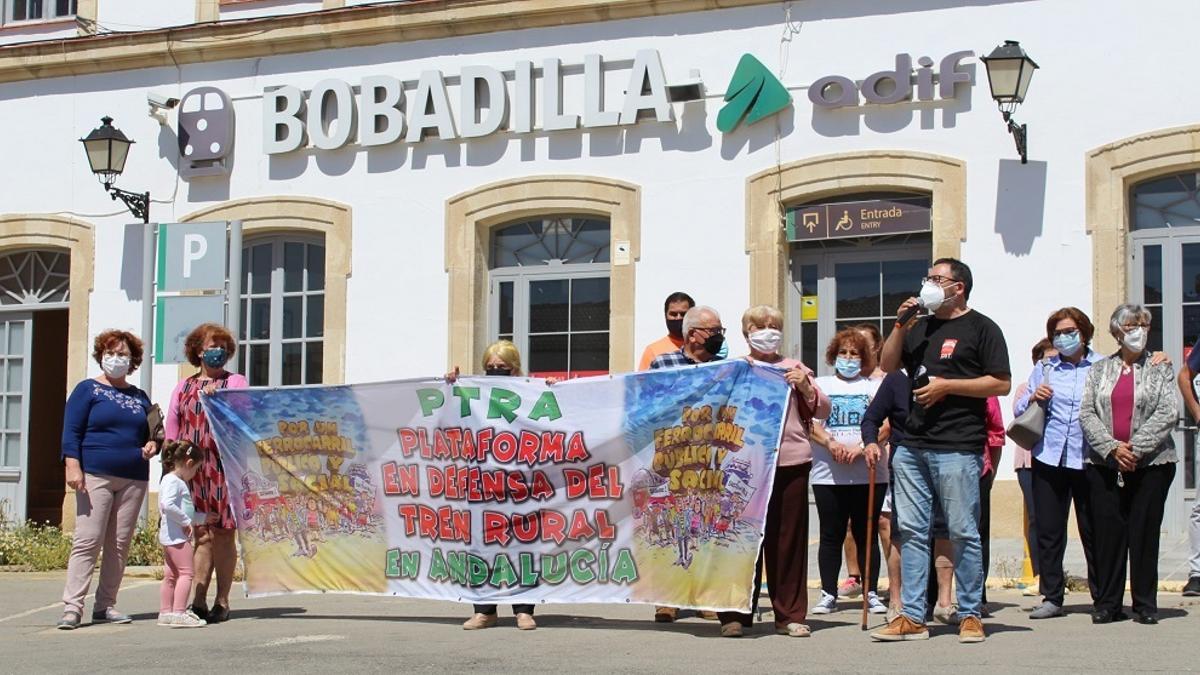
top-left (638, 292), bottom-right (694, 371)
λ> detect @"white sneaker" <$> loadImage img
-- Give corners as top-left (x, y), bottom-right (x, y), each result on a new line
top-left (156, 613), bottom-right (176, 627)
top-left (811, 591), bottom-right (837, 615)
top-left (170, 612), bottom-right (207, 628)
top-left (868, 591), bottom-right (888, 615)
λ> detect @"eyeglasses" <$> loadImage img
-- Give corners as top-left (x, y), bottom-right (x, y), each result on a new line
top-left (1051, 329), bottom-right (1079, 338)
top-left (922, 275), bottom-right (959, 286)
top-left (1120, 323), bottom-right (1150, 330)
top-left (694, 326), bottom-right (726, 336)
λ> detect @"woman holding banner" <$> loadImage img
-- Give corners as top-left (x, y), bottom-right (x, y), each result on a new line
top-left (716, 305), bottom-right (829, 638)
top-left (448, 340), bottom-right (556, 631)
top-left (165, 323), bottom-right (248, 624)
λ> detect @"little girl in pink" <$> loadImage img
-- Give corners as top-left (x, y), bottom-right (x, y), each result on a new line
top-left (158, 440), bottom-right (207, 628)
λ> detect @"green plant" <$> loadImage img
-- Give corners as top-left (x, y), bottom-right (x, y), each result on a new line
top-left (125, 519), bottom-right (164, 567)
top-left (0, 510), bottom-right (74, 571)
top-left (991, 555), bottom-right (1023, 588)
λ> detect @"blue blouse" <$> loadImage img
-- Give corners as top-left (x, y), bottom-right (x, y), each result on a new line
top-left (1013, 351), bottom-right (1098, 470)
top-left (60, 379), bottom-right (152, 482)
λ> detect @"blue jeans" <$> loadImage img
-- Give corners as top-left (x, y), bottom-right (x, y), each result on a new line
top-left (892, 445), bottom-right (984, 623)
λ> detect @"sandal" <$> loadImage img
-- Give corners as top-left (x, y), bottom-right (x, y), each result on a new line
top-left (775, 622), bottom-right (811, 637)
top-left (189, 603), bottom-right (209, 622)
top-left (208, 604), bottom-right (230, 623)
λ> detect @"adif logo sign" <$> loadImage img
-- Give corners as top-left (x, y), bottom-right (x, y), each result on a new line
top-left (808, 51), bottom-right (973, 109)
top-left (262, 50), bottom-right (674, 155)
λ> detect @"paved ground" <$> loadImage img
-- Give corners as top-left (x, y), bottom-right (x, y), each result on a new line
top-left (2, 571), bottom-right (1198, 674)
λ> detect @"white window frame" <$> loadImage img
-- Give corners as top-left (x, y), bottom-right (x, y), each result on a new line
top-left (489, 265), bottom-right (610, 377)
top-left (788, 239), bottom-right (931, 377)
top-left (239, 235), bottom-right (325, 387)
top-left (2, 0), bottom-right (77, 26)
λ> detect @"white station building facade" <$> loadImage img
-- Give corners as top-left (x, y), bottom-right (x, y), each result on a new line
top-left (0, 0), bottom-right (1197, 538)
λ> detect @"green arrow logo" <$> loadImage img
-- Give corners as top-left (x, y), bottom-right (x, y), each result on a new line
top-left (717, 54), bottom-right (792, 133)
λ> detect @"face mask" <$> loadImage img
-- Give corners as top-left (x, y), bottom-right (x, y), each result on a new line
top-left (748, 328), bottom-right (783, 355)
top-left (666, 318), bottom-right (684, 340)
top-left (919, 280), bottom-right (948, 312)
top-left (1121, 327), bottom-right (1148, 353)
top-left (101, 354), bottom-right (131, 379)
top-left (202, 347), bottom-right (228, 368)
top-left (1052, 331), bottom-right (1082, 357)
top-left (485, 366), bottom-right (513, 376)
top-left (834, 357), bottom-right (862, 379)
top-left (702, 332), bottom-right (725, 355)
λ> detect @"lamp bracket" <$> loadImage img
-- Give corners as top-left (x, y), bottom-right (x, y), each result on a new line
top-left (999, 110), bottom-right (1028, 164)
top-left (107, 186), bottom-right (150, 224)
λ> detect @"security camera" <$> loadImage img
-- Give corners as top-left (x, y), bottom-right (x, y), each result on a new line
top-left (147, 92), bottom-right (179, 110)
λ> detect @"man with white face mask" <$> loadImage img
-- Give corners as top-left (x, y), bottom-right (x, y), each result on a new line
top-left (871, 258), bottom-right (1011, 644)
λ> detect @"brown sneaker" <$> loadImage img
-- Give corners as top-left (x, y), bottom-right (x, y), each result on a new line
top-left (698, 610), bottom-right (719, 620)
top-left (958, 615), bottom-right (985, 643)
top-left (653, 606), bottom-right (678, 623)
top-left (462, 613), bottom-right (498, 630)
top-left (720, 621), bottom-right (744, 637)
top-left (870, 614), bottom-right (930, 642)
top-left (515, 613), bottom-right (537, 631)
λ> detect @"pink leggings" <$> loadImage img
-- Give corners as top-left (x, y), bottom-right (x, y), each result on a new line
top-left (160, 542), bottom-right (195, 614)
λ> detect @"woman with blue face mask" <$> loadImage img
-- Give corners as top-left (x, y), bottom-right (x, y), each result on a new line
top-left (808, 329), bottom-right (888, 617)
top-left (1015, 307), bottom-right (1168, 621)
top-left (165, 322), bottom-right (248, 624)
top-left (1013, 307), bottom-right (1101, 620)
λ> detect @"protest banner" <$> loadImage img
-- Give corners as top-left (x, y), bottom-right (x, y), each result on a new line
top-left (202, 359), bottom-right (791, 611)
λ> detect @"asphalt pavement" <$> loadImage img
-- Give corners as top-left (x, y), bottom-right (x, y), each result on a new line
top-left (2, 571), bottom-right (1198, 673)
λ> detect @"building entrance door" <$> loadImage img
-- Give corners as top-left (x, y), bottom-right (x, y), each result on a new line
top-left (1129, 229), bottom-right (1200, 536)
top-left (788, 238), bottom-right (931, 376)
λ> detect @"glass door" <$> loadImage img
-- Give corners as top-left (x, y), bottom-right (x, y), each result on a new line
top-left (788, 243), bottom-right (930, 376)
top-left (1129, 231), bottom-right (1200, 536)
top-left (0, 313), bottom-right (32, 524)
top-left (490, 269), bottom-right (610, 379)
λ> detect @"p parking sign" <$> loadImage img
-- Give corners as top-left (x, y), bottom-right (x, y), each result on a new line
top-left (157, 221), bottom-right (228, 292)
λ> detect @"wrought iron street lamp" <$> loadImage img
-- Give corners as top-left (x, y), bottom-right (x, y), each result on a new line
top-left (981, 40), bottom-right (1038, 164)
top-left (79, 116), bottom-right (150, 223)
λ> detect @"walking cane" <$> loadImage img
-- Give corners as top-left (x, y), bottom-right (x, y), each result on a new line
top-left (861, 461), bottom-right (877, 631)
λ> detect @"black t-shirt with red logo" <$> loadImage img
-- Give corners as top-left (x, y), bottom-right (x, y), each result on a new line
top-left (900, 309), bottom-right (1010, 451)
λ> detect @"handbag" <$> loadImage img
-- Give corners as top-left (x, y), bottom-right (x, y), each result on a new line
top-left (146, 403), bottom-right (165, 444)
top-left (1005, 362), bottom-right (1052, 448)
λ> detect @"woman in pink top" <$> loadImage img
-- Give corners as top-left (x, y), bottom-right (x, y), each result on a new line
top-left (716, 305), bottom-right (830, 638)
top-left (165, 323), bottom-right (248, 624)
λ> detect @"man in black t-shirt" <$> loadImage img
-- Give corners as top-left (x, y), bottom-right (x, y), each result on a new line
top-left (869, 258), bottom-right (1010, 644)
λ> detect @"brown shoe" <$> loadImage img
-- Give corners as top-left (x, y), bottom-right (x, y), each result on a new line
top-left (870, 614), bottom-right (930, 642)
top-left (653, 606), bottom-right (678, 623)
top-left (515, 613), bottom-right (537, 631)
top-left (462, 613), bottom-right (498, 630)
top-left (698, 610), bottom-right (719, 620)
top-left (959, 615), bottom-right (985, 643)
top-left (720, 621), bottom-right (744, 637)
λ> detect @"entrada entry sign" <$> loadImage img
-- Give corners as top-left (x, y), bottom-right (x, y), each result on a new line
top-left (787, 198), bottom-right (931, 241)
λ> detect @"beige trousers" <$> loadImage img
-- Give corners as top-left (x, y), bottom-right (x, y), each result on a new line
top-left (61, 473), bottom-right (147, 614)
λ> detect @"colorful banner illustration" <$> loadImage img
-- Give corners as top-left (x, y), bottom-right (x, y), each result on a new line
top-left (202, 359), bottom-right (790, 611)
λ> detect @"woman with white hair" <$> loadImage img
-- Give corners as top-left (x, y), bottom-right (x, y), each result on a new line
top-left (1079, 303), bottom-right (1178, 626)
